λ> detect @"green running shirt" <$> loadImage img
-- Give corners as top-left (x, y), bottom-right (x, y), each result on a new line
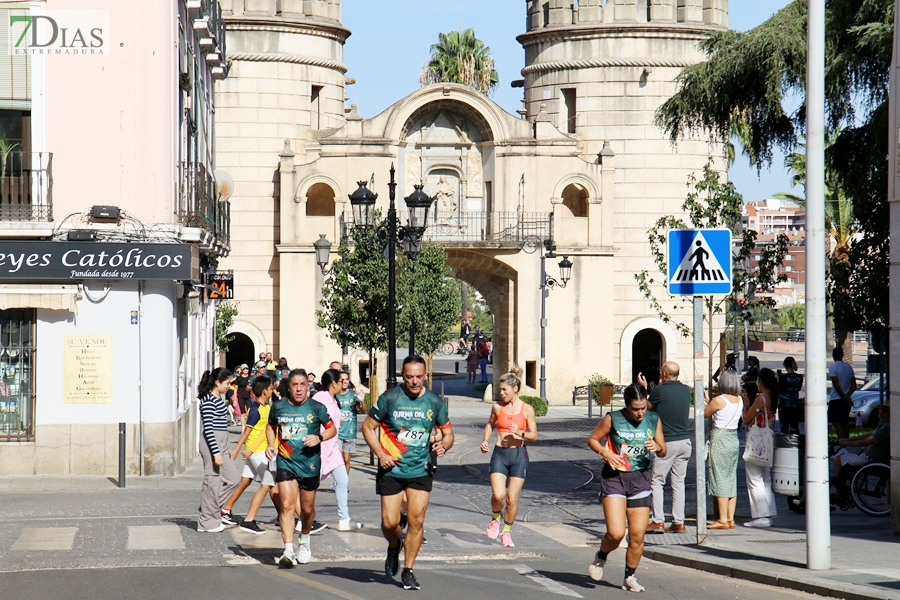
top-left (337, 391), bottom-right (363, 440)
top-left (268, 397), bottom-right (334, 478)
top-left (605, 410), bottom-right (659, 472)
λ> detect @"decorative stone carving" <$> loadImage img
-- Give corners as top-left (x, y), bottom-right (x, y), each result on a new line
top-left (434, 175), bottom-right (458, 223)
top-left (406, 152), bottom-right (421, 192)
top-left (466, 150), bottom-right (482, 198)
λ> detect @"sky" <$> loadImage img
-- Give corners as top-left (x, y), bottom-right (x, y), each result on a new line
top-left (342, 0), bottom-right (796, 203)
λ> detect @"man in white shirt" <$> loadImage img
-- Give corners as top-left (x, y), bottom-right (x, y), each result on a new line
top-left (828, 347), bottom-right (856, 440)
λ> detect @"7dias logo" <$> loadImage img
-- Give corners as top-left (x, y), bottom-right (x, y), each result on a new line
top-left (9, 11), bottom-right (108, 56)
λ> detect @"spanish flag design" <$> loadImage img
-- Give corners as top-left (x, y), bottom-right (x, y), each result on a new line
top-left (379, 422), bottom-right (408, 461)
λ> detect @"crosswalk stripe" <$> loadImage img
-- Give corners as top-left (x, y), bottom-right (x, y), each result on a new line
top-left (127, 525), bottom-right (185, 550)
top-left (514, 565), bottom-right (584, 598)
top-left (431, 522), bottom-right (495, 548)
top-left (519, 522), bottom-right (592, 547)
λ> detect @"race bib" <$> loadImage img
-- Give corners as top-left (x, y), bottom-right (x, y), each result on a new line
top-left (279, 422), bottom-right (305, 440)
top-left (397, 428), bottom-right (429, 447)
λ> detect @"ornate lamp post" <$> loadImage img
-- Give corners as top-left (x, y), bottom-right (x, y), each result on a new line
top-left (524, 230), bottom-right (573, 404)
top-left (348, 164), bottom-right (434, 389)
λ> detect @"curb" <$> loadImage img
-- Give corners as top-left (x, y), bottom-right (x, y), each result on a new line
top-left (643, 546), bottom-right (900, 600)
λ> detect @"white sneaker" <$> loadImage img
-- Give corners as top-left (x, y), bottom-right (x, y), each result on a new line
top-left (622, 575), bottom-right (645, 592)
top-left (296, 543), bottom-right (311, 564)
top-left (278, 549), bottom-right (297, 568)
top-left (295, 520), bottom-right (303, 533)
top-left (743, 517), bottom-right (772, 528)
top-left (197, 523), bottom-right (226, 533)
top-left (338, 518), bottom-right (363, 531)
top-left (588, 553), bottom-right (605, 581)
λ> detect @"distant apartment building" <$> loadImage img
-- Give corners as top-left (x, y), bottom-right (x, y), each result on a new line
top-left (741, 199), bottom-right (805, 303)
top-left (742, 198), bottom-right (806, 233)
top-left (0, 1), bottom-right (230, 476)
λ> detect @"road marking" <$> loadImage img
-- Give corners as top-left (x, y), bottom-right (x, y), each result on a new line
top-left (514, 564), bottom-right (584, 598)
top-left (11, 527), bottom-right (78, 551)
top-left (127, 525), bottom-right (185, 550)
top-left (264, 564), bottom-right (367, 600)
top-left (520, 522), bottom-right (592, 547)
top-left (431, 522), bottom-right (495, 548)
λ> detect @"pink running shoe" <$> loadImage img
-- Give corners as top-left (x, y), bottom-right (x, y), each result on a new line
top-left (486, 519), bottom-right (500, 540)
top-left (501, 532), bottom-right (515, 547)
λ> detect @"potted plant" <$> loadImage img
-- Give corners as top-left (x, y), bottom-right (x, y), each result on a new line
top-left (590, 374), bottom-right (614, 405)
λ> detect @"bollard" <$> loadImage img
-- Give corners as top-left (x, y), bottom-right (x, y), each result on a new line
top-left (118, 422), bottom-right (126, 488)
top-left (455, 361), bottom-right (459, 373)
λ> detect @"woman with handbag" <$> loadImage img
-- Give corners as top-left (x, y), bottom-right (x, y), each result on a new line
top-left (741, 367), bottom-right (779, 528)
top-left (704, 369), bottom-right (743, 529)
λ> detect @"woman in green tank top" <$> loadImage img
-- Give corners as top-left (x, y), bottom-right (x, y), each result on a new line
top-left (586, 383), bottom-right (667, 593)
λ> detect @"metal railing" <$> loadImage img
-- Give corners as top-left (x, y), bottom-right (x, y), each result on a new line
top-left (178, 161), bottom-right (230, 246)
top-left (0, 151), bottom-right (52, 221)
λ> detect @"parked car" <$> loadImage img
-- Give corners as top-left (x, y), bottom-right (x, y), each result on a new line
top-left (850, 374), bottom-right (885, 428)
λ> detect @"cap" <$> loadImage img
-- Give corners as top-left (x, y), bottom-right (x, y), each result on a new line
top-left (256, 361), bottom-right (266, 368)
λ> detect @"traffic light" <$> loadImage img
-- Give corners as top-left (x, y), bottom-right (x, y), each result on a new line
top-left (739, 299), bottom-right (752, 321)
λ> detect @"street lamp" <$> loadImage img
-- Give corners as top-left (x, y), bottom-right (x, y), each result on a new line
top-left (524, 230), bottom-right (573, 405)
top-left (314, 234), bottom-right (332, 275)
top-left (348, 164), bottom-right (434, 389)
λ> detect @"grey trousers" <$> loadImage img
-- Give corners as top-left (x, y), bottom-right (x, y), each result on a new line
top-left (198, 430), bottom-right (239, 530)
top-left (650, 438), bottom-right (692, 525)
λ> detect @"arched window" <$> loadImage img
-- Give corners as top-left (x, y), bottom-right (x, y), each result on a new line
top-left (306, 183), bottom-right (335, 216)
top-left (561, 183), bottom-right (588, 217)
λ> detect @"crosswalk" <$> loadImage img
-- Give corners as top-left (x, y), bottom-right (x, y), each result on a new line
top-left (4, 521), bottom-right (600, 555)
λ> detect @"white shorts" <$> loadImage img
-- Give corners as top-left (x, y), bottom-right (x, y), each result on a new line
top-left (241, 450), bottom-right (276, 487)
top-left (835, 448), bottom-right (869, 468)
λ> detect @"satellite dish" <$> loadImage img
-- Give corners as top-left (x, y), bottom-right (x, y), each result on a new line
top-left (214, 169), bottom-right (234, 201)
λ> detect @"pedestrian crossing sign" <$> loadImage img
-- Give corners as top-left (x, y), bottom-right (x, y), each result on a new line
top-left (667, 228), bottom-right (732, 296)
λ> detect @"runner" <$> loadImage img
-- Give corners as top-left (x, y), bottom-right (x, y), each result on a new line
top-left (586, 383), bottom-right (667, 593)
top-left (265, 369), bottom-right (336, 567)
top-left (361, 355), bottom-right (454, 591)
top-left (337, 371), bottom-right (366, 479)
top-left (480, 366), bottom-right (537, 547)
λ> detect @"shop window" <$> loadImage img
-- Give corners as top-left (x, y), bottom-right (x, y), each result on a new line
top-left (0, 309), bottom-right (34, 442)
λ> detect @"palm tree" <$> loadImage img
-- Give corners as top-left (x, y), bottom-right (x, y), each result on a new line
top-left (420, 28), bottom-right (498, 96)
top-left (774, 134), bottom-right (857, 363)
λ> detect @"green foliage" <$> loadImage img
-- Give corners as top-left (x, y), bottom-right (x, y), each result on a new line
top-left (654, 0), bottom-right (892, 333)
top-left (777, 303), bottom-right (805, 330)
top-left (420, 28), bottom-right (498, 95)
top-left (396, 242), bottom-right (458, 355)
top-left (520, 395), bottom-right (547, 417)
top-left (214, 300), bottom-right (239, 354)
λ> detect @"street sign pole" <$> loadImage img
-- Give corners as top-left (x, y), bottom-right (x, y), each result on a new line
top-left (693, 296), bottom-right (707, 545)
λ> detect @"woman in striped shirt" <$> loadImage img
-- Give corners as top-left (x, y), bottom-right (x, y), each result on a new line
top-left (198, 367), bottom-right (239, 533)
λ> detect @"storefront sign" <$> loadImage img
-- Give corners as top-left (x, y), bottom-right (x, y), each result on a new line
top-left (0, 242), bottom-right (199, 281)
top-left (207, 272), bottom-right (234, 300)
top-left (63, 335), bottom-right (113, 404)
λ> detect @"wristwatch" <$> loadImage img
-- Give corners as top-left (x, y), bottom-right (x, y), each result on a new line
top-left (316, 433), bottom-right (323, 442)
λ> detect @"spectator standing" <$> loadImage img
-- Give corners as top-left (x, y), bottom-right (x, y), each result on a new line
top-left (233, 365), bottom-right (251, 427)
top-left (705, 369), bottom-right (743, 529)
top-left (461, 319), bottom-right (471, 343)
top-left (477, 341), bottom-right (489, 384)
top-left (640, 362), bottom-right (692, 533)
top-left (741, 367), bottom-right (779, 528)
top-left (466, 342), bottom-right (478, 384)
top-left (265, 352), bottom-right (277, 379)
top-left (741, 356), bottom-right (760, 407)
top-left (828, 347), bottom-right (856, 441)
top-left (197, 368), bottom-right (239, 533)
top-left (778, 357), bottom-right (804, 434)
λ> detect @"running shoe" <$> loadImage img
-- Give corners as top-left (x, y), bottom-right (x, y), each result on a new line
top-left (385, 540), bottom-right (403, 578)
top-left (500, 532), bottom-right (514, 547)
top-left (399, 512), bottom-right (408, 530)
top-left (296, 543), bottom-right (311, 564)
top-left (197, 523), bottom-right (226, 533)
top-left (310, 520), bottom-right (328, 534)
top-left (239, 520), bottom-right (264, 535)
top-left (338, 518), bottom-right (363, 531)
top-left (486, 519), bottom-right (500, 540)
top-left (588, 552), bottom-right (605, 581)
top-left (622, 575), bottom-right (645, 593)
top-left (401, 567), bottom-right (421, 590)
top-left (220, 510), bottom-right (238, 527)
top-left (278, 548), bottom-right (298, 568)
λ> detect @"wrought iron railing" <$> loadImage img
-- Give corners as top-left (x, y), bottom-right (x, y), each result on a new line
top-left (341, 210), bottom-right (552, 245)
top-left (178, 161), bottom-right (230, 246)
top-left (0, 151), bottom-right (52, 221)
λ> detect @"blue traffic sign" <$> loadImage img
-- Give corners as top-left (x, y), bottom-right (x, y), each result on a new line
top-left (667, 229), bottom-right (733, 296)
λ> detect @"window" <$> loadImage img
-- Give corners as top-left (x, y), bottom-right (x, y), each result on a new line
top-left (306, 182), bottom-right (335, 216)
top-left (784, 254), bottom-right (794, 261)
top-left (784, 266), bottom-right (794, 272)
top-left (561, 88), bottom-right (576, 134)
top-left (0, 309), bottom-right (34, 442)
top-left (311, 85), bottom-right (323, 130)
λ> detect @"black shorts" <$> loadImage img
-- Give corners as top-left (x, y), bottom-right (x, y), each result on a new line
top-left (489, 446), bottom-right (529, 479)
top-left (828, 399), bottom-right (851, 424)
top-left (599, 466), bottom-right (652, 501)
top-left (274, 469), bottom-right (320, 491)
top-left (376, 468), bottom-right (433, 496)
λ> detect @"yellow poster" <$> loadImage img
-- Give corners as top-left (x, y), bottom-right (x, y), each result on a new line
top-left (63, 335), bottom-right (113, 404)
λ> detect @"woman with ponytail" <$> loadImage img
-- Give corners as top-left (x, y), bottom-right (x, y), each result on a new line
top-left (197, 367), bottom-right (239, 533)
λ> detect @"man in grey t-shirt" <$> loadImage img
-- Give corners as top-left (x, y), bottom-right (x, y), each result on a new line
top-left (828, 347), bottom-right (856, 440)
top-left (639, 362), bottom-right (692, 533)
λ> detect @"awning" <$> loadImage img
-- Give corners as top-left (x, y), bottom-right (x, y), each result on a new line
top-left (0, 284), bottom-right (80, 313)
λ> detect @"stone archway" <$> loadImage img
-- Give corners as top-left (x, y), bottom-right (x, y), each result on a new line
top-left (225, 332), bottom-right (255, 372)
top-left (631, 328), bottom-right (663, 385)
top-left (227, 319), bottom-right (268, 366)
top-left (620, 316), bottom-right (678, 384)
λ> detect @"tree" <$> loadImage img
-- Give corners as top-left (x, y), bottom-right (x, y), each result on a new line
top-left (654, 0), bottom-right (890, 339)
top-left (420, 28), bottom-right (498, 95)
top-left (635, 159), bottom-right (788, 390)
top-left (215, 300), bottom-right (239, 354)
top-left (777, 303), bottom-right (806, 330)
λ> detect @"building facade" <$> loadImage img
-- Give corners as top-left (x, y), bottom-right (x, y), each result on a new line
top-left (0, 0), bottom-right (230, 475)
top-left (216, 0), bottom-right (728, 399)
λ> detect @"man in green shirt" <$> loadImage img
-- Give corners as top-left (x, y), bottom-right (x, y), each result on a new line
top-left (266, 369), bottom-right (336, 568)
top-left (833, 404), bottom-right (890, 484)
top-left (362, 355), bottom-right (454, 591)
top-left (639, 362), bottom-right (691, 533)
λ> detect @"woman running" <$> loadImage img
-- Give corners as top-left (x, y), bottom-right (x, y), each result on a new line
top-left (480, 366), bottom-right (538, 548)
top-left (587, 383), bottom-right (666, 593)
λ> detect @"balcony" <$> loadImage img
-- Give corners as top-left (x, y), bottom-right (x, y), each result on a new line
top-left (0, 151), bottom-right (52, 221)
top-left (178, 161), bottom-right (230, 248)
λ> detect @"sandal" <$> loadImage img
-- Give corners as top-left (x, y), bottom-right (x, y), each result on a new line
top-left (708, 521), bottom-right (730, 530)
top-left (728, 520), bottom-right (736, 529)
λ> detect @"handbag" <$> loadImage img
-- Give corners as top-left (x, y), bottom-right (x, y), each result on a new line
top-left (742, 395), bottom-right (774, 467)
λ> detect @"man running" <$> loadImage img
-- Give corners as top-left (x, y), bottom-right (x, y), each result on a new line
top-left (266, 369), bottom-right (336, 567)
top-left (362, 355), bottom-right (454, 591)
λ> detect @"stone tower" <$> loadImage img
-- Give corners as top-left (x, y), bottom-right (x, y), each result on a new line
top-left (215, 0), bottom-right (349, 356)
top-left (517, 0), bottom-right (729, 382)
